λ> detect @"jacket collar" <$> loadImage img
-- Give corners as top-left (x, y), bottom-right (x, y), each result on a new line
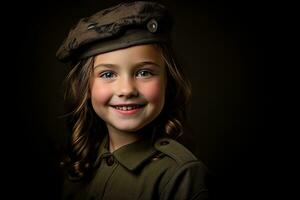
top-left (96, 134), bottom-right (158, 171)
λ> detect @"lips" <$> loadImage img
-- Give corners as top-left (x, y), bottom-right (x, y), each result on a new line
top-left (110, 104), bottom-right (146, 111)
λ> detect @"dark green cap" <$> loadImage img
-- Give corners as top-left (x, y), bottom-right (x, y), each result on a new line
top-left (56, 1), bottom-right (172, 62)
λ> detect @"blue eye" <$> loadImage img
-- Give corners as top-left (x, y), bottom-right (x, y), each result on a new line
top-left (100, 71), bottom-right (116, 79)
top-left (136, 70), bottom-right (153, 78)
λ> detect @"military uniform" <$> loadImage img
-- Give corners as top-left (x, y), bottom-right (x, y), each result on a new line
top-left (57, 1), bottom-right (209, 200)
top-left (63, 135), bottom-right (208, 200)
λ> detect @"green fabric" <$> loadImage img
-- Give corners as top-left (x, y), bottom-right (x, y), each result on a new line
top-left (63, 136), bottom-right (208, 200)
top-left (56, 1), bottom-right (172, 62)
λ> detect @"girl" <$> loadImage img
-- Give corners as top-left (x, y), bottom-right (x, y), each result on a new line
top-left (57, 1), bottom-right (208, 199)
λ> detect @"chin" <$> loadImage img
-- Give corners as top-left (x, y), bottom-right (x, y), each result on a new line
top-left (113, 122), bottom-right (147, 133)
top-left (117, 126), bottom-right (143, 133)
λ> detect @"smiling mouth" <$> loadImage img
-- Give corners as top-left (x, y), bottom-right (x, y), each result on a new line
top-left (110, 104), bottom-right (146, 111)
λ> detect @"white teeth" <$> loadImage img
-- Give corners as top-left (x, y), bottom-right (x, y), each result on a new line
top-left (114, 105), bottom-right (141, 110)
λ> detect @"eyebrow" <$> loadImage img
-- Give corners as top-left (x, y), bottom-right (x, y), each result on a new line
top-left (94, 61), bottom-right (162, 69)
top-left (94, 63), bottom-right (116, 69)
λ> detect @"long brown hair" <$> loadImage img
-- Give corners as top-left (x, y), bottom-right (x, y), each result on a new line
top-left (61, 43), bottom-right (191, 180)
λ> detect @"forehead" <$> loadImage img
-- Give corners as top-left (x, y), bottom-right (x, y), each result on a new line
top-left (93, 44), bottom-right (164, 66)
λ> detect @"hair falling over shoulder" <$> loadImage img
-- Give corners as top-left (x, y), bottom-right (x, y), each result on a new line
top-left (61, 43), bottom-right (191, 180)
top-left (60, 57), bottom-right (105, 180)
top-left (158, 43), bottom-right (192, 138)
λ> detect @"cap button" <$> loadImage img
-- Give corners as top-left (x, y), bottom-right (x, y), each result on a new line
top-left (147, 19), bottom-right (158, 33)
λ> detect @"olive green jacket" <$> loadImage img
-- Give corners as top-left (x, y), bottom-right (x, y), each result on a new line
top-left (63, 136), bottom-right (208, 200)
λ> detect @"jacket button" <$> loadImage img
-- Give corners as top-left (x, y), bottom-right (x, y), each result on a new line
top-left (152, 155), bottom-right (161, 161)
top-left (106, 155), bottom-right (115, 166)
top-left (152, 157), bottom-right (159, 161)
top-left (159, 140), bottom-right (169, 146)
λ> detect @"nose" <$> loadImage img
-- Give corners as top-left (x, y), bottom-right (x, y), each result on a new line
top-left (116, 76), bottom-right (138, 98)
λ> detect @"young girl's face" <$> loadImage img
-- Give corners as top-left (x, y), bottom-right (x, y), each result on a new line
top-left (90, 44), bottom-right (166, 134)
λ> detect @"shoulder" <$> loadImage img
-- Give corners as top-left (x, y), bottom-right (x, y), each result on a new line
top-left (154, 137), bottom-right (200, 166)
top-left (153, 137), bottom-right (209, 199)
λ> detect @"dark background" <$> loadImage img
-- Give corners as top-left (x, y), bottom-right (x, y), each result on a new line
top-left (3, 0), bottom-right (278, 199)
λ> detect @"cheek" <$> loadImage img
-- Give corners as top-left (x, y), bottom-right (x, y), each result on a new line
top-left (90, 82), bottom-right (112, 106)
top-left (140, 79), bottom-right (166, 105)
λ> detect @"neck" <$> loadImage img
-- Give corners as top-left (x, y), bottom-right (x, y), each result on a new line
top-left (107, 126), bottom-right (142, 153)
